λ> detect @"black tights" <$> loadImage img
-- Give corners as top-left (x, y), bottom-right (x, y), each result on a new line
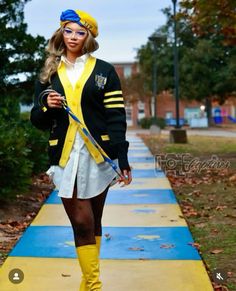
top-left (61, 186), bottom-right (109, 247)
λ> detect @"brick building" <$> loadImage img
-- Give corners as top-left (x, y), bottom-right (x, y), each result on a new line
top-left (113, 62), bottom-right (236, 127)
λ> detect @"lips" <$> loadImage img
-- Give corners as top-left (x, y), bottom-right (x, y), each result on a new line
top-left (68, 42), bottom-right (78, 47)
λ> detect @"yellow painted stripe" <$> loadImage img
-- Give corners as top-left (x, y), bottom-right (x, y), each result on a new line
top-left (103, 204), bottom-right (186, 227)
top-left (32, 204), bottom-right (187, 227)
top-left (32, 204), bottom-right (70, 226)
top-left (104, 90), bottom-right (122, 97)
top-left (0, 257), bottom-right (213, 291)
top-left (104, 104), bottom-right (125, 108)
top-left (103, 97), bottom-right (124, 103)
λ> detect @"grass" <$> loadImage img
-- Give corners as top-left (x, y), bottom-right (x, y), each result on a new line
top-left (139, 133), bottom-right (236, 291)
top-left (141, 134), bottom-right (236, 157)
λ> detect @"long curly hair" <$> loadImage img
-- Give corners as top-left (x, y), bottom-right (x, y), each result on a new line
top-left (40, 27), bottom-right (99, 83)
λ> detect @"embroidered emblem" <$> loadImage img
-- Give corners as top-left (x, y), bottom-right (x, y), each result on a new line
top-left (95, 74), bottom-right (107, 89)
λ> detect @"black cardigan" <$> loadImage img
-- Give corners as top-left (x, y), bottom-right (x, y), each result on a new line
top-left (30, 57), bottom-right (130, 171)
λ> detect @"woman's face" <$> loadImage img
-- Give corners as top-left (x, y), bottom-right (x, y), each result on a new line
top-left (62, 22), bottom-right (88, 56)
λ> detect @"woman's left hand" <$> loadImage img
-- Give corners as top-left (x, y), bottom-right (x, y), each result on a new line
top-left (118, 169), bottom-right (132, 187)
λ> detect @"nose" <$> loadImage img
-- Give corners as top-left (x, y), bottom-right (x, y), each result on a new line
top-left (70, 31), bottom-right (77, 39)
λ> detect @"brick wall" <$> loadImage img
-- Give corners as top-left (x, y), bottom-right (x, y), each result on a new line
top-left (156, 91), bottom-right (201, 119)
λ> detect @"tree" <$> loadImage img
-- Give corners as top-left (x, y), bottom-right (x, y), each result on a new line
top-left (136, 7), bottom-right (196, 98)
top-left (136, 5), bottom-right (236, 121)
top-left (178, 1), bottom-right (236, 122)
top-left (180, 39), bottom-right (236, 101)
top-left (0, 0), bottom-right (46, 120)
top-left (120, 72), bottom-right (152, 103)
top-left (179, 0), bottom-right (236, 45)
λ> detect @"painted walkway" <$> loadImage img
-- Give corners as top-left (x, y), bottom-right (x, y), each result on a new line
top-left (0, 132), bottom-right (213, 290)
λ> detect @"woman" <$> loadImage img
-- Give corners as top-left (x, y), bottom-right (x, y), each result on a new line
top-left (30, 9), bottom-right (132, 291)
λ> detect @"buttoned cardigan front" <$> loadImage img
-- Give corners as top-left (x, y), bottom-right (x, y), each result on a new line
top-left (30, 55), bottom-right (130, 172)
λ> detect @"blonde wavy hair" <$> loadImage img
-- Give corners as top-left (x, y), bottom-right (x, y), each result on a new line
top-left (40, 27), bottom-right (99, 83)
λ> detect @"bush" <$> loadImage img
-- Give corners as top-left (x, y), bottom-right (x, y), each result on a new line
top-left (0, 116), bottom-right (49, 200)
top-left (20, 118), bottom-right (49, 174)
top-left (0, 121), bottom-right (33, 199)
top-left (139, 117), bottom-right (166, 129)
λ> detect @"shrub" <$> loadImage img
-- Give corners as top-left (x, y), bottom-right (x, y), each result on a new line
top-left (20, 118), bottom-right (49, 175)
top-left (0, 121), bottom-right (33, 199)
top-left (0, 115), bottom-right (49, 199)
top-left (139, 117), bottom-right (166, 129)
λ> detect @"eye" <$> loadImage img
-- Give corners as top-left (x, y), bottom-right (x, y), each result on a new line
top-left (76, 31), bottom-right (87, 37)
top-left (64, 28), bottom-right (73, 34)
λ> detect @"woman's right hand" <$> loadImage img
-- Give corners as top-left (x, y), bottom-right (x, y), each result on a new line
top-left (118, 168), bottom-right (132, 187)
top-left (47, 91), bottom-right (65, 108)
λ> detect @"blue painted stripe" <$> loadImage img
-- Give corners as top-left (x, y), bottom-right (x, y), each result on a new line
top-left (129, 141), bottom-right (145, 144)
top-left (128, 140), bottom-right (144, 143)
top-left (46, 189), bottom-right (177, 205)
top-left (106, 189), bottom-right (177, 204)
top-left (9, 226), bottom-right (200, 260)
top-left (132, 169), bottom-right (165, 178)
top-left (128, 156), bottom-right (154, 163)
top-left (101, 226), bottom-right (201, 260)
top-left (46, 190), bottom-right (60, 204)
top-left (128, 151), bottom-right (152, 156)
top-left (129, 144), bottom-right (146, 147)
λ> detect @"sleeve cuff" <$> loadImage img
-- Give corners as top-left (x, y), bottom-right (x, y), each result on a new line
top-left (114, 141), bottom-right (131, 171)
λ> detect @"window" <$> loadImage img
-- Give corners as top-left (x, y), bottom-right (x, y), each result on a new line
top-left (124, 65), bottom-right (132, 78)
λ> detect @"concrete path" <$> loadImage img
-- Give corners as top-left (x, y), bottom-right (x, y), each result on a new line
top-left (130, 127), bottom-right (236, 138)
top-left (0, 132), bottom-right (213, 290)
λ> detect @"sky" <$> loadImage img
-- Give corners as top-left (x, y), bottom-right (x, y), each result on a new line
top-left (24, 0), bottom-right (172, 63)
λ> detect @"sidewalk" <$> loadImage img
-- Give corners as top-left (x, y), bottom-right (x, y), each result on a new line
top-left (0, 131), bottom-right (213, 290)
top-left (128, 127), bottom-right (236, 138)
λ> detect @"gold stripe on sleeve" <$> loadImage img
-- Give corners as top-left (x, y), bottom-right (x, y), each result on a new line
top-left (104, 90), bottom-right (122, 97)
top-left (104, 104), bottom-right (125, 109)
top-left (103, 97), bottom-right (124, 103)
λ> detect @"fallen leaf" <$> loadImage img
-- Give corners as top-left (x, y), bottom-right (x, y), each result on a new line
top-left (61, 274), bottom-right (71, 277)
top-left (216, 205), bottom-right (227, 211)
top-left (211, 229), bottom-right (219, 234)
top-left (160, 244), bottom-right (175, 249)
top-left (225, 214), bottom-right (236, 218)
top-left (128, 247), bottom-right (144, 251)
top-left (138, 257), bottom-right (149, 260)
top-left (188, 242), bottom-right (201, 250)
top-left (104, 233), bottom-right (112, 240)
top-left (210, 249), bottom-right (223, 254)
top-left (229, 174), bottom-right (236, 182)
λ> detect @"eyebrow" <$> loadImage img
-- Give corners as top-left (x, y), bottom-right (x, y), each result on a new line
top-left (64, 27), bottom-right (87, 32)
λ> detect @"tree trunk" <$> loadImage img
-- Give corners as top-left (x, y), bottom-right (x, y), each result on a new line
top-left (205, 97), bottom-right (213, 126)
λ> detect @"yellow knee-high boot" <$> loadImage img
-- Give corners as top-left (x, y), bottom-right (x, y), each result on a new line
top-left (77, 244), bottom-right (102, 291)
top-left (79, 273), bottom-right (88, 291)
top-left (78, 237), bottom-right (102, 291)
top-left (95, 236), bottom-right (102, 255)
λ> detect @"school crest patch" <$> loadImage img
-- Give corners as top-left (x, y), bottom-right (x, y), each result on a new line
top-left (95, 74), bottom-right (107, 89)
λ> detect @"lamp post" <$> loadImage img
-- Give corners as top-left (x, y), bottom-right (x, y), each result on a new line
top-left (148, 33), bottom-right (163, 119)
top-left (169, 0), bottom-right (187, 143)
top-left (172, 0), bottom-right (180, 129)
